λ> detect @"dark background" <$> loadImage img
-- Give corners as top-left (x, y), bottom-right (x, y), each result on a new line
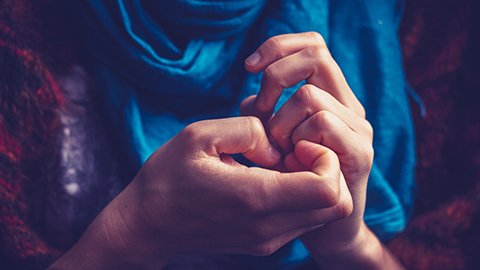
top-left (1, 0), bottom-right (480, 269)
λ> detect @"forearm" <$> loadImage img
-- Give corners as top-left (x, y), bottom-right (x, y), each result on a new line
top-left (48, 223), bottom-right (125, 270)
top-left (48, 185), bottom-right (169, 270)
top-left (49, 237), bottom-right (168, 270)
top-left (309, 222), bottom-right (404, 270)
top-left (48, 214), bottom-right (128, 269)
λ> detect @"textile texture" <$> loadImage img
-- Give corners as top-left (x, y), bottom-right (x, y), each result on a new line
top-left (388, 0), bottom-right (480, 269)
top-left (0, 2), bottom-right (63, 267)
top-left (0, 0), bottom-right (479, 269)
top-left (76, 4), bottom-right (415, 268)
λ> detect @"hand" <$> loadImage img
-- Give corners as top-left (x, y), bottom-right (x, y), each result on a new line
top-left (49, 116), bottom-right (353, 270)
top-left (242, 32), bottom-right (374, 255)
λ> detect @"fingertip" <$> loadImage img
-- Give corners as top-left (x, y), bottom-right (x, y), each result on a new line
top-left (268, 118), bottom-right (294, 153)
top-left (251, 98), bottom-right (274, 123)
top-left (284, 152), bottom-right (307, 172)
top-left (294, 140), bottom-right (318, 154)
top-left (240, 95), bottom-right (257, 116)
top-left (244, 148), bottom-right (281, 168)
top-left (294, 140), bottom-right (329, 168)
top-left (245, 52), bottom-right (262, 72)
top-left (268, 145), bottom-right (282, 163)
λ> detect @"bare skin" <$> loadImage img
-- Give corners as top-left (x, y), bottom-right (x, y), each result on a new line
top-left (242, 32), bottom-right (405, 269)
top-left (49, 117), bottom-right (352, 270)
top-left (49, 32), bottom-right (404, 270)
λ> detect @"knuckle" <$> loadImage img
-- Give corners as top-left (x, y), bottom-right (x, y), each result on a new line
top-left (263, 65), bottom-right (277, 80)
top-left (361, 144), bottom-right (375, 168)
top-left (306, 45), bottom-right (329, 61)
top-left (180, 122), bottom-right (207, 144)
top-left (335, 195), bottom-right (354, 218)
top-left (357, 105), bottom-right (367, 119)
top-left (181, 122), bottom-right (199, 138)
top-left (310, 110), bottom-right (335, 131)
top-left (264, 36), bottom-right (285, 57)
top-left (294, 84), bottom-right (317, 107)
top-left (307, 31), bottom-right (326, 46)
top-left (263, 65), bottom-right (288, 87)
top-left (363, 120), bottom-right (374, 139)
top-left (346, 142), bottom-right (374, 176)
top-left (269, 116), bottom-right (292, 144)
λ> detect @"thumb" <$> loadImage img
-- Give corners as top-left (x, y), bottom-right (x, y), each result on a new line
top-left (294, 140), bottom-right (340, 180)
top-left (197, 117), bottom-right (281, 167)
top-left (294, 140), bottom-right (353, 215)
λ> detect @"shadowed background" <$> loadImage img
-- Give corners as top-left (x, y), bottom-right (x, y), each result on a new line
top-left (1, 0), bottom-right (479, 269)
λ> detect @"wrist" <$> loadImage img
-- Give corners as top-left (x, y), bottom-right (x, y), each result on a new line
top-left (48, 212), bottom-right (137, 270)
top-left (49, 184), bottom-right (170, 270)
top-left (309, 220), bottom-right (368, 258)
top-left (101, 180), bottom-right (171, 268)
top-left (309, 222), bottom-right (393, 270)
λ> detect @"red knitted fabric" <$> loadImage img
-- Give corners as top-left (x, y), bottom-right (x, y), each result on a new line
top-left (0, 11), bottom-right (63, 269)
top-left (1, 0), bottom-right (480, 269)
top-left (388, 0), bottom-right (480, 269)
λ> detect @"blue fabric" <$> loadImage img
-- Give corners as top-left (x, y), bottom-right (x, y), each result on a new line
top-left (75, 0), bottom-right (415, 269)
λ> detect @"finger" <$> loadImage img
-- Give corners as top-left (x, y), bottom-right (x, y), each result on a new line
top-left (245, 32), bottom-right (326, 73)
top-left (259, 140), bottom-right (343, 211)
top-left (239, 174), bottom-right (352, 253)
top-left (284, 152), bottom-right (307, 172)
top-left (228, 166), bottom-right (342, 213)
top-left (188, 117), bottom-right (281, 167)
top-left (192, 118), bottom-right (342, 212)
top-left (269, 84), bottom-right (361, 151)
top-left (292, 112), bottom-right (373, 179)
top-left (292, 111), bottom-right (357, 157)
top-left (252, 201), bottom-right (349, 240)
top-left (254, 46), bottom-right (364, 116)
top-left (262, 173), bottom-right (351, 234)
top-left (294, 140), bottom-right (341, 178)
top-left (239, 95), bottom-right (272, 124)
top-left (290, 142), bottom-right (354, 224)
top-left (239, 95), bottom-right (256, 116)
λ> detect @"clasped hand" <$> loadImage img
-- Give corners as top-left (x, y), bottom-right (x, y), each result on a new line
top-left (65, 32), bottom-right (374, 269)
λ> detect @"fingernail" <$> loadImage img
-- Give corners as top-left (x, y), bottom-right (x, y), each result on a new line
top-left (245, 52), bottom-right (261, 66)
top-left (269, 145), bottom-right (281, 160)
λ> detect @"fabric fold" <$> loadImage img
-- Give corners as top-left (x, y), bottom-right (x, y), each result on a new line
top-left (74, 0), bottom-right (415, 269)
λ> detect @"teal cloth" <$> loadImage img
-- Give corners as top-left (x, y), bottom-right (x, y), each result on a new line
top-left (75, 0), bottom-right (415, 269)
